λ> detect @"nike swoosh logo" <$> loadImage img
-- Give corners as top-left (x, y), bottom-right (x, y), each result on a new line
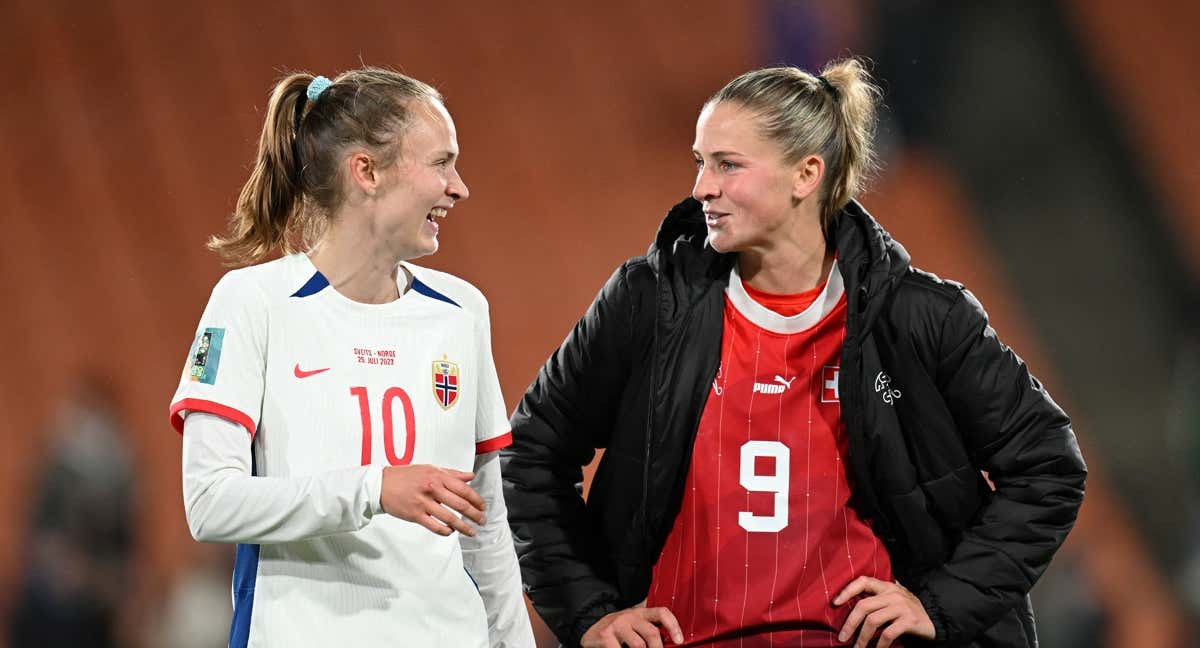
top-left (293, 364), bottom-right (330, 379)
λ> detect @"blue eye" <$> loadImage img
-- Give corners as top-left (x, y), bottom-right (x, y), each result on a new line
top-left (694, 158), bottom-right (704, 169)
top-left (719, 160), bottom-right (737, 171)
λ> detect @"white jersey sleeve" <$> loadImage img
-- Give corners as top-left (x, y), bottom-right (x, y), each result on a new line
top-left (170, 272), bottom-right (267, 437)
top-left (460, 452), bottom-right (535, 648)
top-left (182, 412), bottom-right (384, 543)
top-left (473, 300), bottom-right (512, 454)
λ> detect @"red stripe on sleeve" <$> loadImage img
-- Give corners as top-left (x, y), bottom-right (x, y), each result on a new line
top-left (170, 398), bottom-right (257, 439)
top-left (475, 431), bottom-right (512, 454)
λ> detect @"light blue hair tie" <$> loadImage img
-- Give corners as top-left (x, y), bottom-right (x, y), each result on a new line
top-left (306, 75), bottom-right (332, 101)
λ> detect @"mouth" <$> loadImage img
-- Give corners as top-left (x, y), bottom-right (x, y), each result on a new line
top-left (425, 206), bottom-right (449, 232)
top-left (704, 210), bottom-right (729, 226)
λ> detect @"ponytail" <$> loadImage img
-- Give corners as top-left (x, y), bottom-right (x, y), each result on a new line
top-left (209, 73), bottom-right (312, 266)
top-left (818, 58), bottom-right (881, 236)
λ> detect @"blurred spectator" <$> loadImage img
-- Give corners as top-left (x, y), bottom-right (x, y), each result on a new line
top-left (7, 380), bottom-right (133, 648)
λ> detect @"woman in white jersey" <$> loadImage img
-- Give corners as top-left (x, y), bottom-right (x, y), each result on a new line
top-left (171, 68), bottom-right (534, 647)
top-left (504, 59), bottom-right (1085, 647)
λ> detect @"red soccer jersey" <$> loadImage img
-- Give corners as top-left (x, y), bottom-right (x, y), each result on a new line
top-left (647, 263), bottom-right (896, 647)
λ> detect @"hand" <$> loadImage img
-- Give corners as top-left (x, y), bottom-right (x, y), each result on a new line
top-left (581, 606), bottom-right (684, 648)
top-left (834, 576), bottom-right (935, 648)
top-left (380, 464), bottom-right (485, 537)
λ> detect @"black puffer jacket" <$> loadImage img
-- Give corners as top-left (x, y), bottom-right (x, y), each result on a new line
top-left (503, 197), bottom-right (1086, 647)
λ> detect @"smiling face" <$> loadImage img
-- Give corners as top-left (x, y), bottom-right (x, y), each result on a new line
top-left (373, 98), bottom-right (469, 261)
top-left (692, 101), bottom-right (809, 255)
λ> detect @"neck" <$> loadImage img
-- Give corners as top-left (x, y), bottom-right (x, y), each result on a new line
top-left (308, 217), bottom-right (407, 304)
top-left (737, 206), bottom-right (832, 294)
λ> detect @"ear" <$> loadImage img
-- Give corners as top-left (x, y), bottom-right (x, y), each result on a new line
top-left (346, 151), bottom-right (380, 196)
top-left (791, 154), bottom-right (825, 201)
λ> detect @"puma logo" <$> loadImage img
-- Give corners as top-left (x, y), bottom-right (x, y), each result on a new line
top-left (753, 375), bottom-right (796, 395)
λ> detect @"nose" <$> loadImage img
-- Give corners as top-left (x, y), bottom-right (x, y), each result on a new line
top-left (692, 166), bottom-right (719, 202)
top-left (448, 167), bottom-right (469, 202)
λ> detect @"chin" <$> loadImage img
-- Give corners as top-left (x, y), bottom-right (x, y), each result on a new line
top-left (706, 230), bottom-right (738, 254)
top-left (398, 241), bottom-right (438, 262)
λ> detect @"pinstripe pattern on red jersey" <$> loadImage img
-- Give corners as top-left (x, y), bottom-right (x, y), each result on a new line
top-left (647, 264), bottom-right (896, 647)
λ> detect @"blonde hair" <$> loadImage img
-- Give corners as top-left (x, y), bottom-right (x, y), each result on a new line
top-left (706, 57), bottom-right (882, 240)
top-left (209, 67), bottom-right (443, 266)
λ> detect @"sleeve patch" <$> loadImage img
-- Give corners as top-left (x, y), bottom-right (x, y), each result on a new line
top-left (186, 327), bottom-right (226, 385)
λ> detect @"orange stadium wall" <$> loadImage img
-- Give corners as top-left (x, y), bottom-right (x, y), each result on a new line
top-left (0, 0), bottom-right (756, 640)
top-left (2, 1), bottom-right (1194, 646)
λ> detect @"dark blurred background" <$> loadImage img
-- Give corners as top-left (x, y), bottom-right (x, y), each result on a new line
top-left (1, 1), bottom-right (1196, 646)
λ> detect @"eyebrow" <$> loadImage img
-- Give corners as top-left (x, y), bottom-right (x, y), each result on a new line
top-left (693, 149), bottom-right (745, 158)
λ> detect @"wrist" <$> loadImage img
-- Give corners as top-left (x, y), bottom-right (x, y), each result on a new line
top-left (366, 464), bottom-right (386, 516)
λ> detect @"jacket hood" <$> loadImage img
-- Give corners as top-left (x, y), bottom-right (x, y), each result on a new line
top-left (651, 196), bottom-right (911, 327)
top-left (831, 199), bottom-right (912, 328)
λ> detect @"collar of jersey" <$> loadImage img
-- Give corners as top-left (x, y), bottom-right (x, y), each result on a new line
top-left (726, 259), bottom-right (845, 334)
top-left (290, 254), bottom-right (435, 317)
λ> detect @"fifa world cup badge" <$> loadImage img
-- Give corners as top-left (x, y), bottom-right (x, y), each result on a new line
top-left (432, 355), bottom-right (460, 410)
top-left (186, 328), bottom-right (225, 385)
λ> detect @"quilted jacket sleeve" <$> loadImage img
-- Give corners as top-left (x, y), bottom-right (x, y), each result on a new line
top-left (915, 288), bottom-right (1087, 643)
top-left (502, 261), bottom-right (640, 645)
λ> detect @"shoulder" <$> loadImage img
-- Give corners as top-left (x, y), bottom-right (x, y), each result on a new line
top-left (599, 255), bottom-right (655, 300)
top-left (403, 263), bottom-right (490, 316)
top-left (895, 267), bottom-right (965, 306)
top-left (886, 267), bottom-right (990, 361)
top-left (208, 254), bottom-right (316, 308)
top-left (585, 255), bottom-right (657, 325)
top-left (621, 255), bottom-right (655, 285)
top-left (891, 266), bottom-right (980, 324)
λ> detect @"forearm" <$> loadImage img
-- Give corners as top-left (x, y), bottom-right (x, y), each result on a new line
top-left (182, 412), bottom-right (383, 544)
top-left (460, 452), bottom-right (535, 647)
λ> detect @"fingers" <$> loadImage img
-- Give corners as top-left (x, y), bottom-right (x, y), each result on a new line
top-left (610, 624), bottom-right (645, 648)
top-left (612, 618), bottom-right (661, 648)
top-left (833, 575), bottom-right (884, 606)
top-left (838, 595), bottom-right (889, 643)
top-left (440, 477), bottom-right (487, 520)
top-left (853, 608), bottom-right (899, 648)
top-left (644, 607), bottom-right (684, 644)
top-left (427, 502), bottom-right (477, 537)
top-left (380, 464), bottom-right (486, 536)
top-left (637, 621), bottom-right (665, 648)
top-left (836, 579), bottom-right (935, 646)
top-left (876, 622), bottom-right (909, 648)
top-left (412, 511), bottom-right (454, 537)
top-left (582, 607), bottom-right (684, 648)
top-left (433, 483), bottom-right (485, 526)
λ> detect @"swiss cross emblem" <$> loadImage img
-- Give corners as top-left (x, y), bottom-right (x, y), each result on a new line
top-left (432, 356), bottom-right (460, 410)
top-left (820, 365), bottom-right (840, 403)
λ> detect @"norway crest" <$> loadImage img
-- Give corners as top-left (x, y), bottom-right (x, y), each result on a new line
top-left (432, 356), bottom-right (460, 410)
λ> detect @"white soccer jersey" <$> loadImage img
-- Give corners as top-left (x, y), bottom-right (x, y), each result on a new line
top-left (170, 253), bottom-right (515, 647)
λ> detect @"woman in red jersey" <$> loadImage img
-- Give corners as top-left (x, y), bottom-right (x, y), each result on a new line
top-left (503, 58), bottom-right (1085, 648)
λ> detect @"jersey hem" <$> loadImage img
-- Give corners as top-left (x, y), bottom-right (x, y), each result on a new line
top-left (171, 398), bottom-right (257, 438)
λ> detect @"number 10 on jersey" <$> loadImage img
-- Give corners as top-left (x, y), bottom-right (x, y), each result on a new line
top-left (350, 386), bottom-right (416, 466)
